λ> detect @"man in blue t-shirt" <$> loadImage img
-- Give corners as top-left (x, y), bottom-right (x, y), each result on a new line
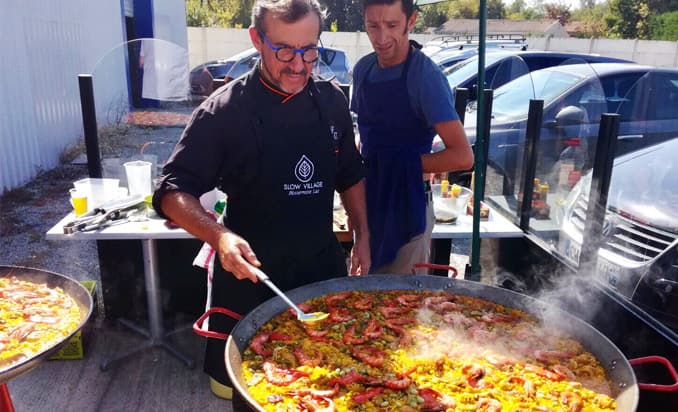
top-left (351, 0), bottom-right (474, 274)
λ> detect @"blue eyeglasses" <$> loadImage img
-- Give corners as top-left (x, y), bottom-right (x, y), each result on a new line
top-left (258, 32), bottom-right (321, 63)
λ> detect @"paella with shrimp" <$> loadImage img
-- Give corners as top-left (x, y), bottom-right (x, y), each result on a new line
top-left (0, 276), bottom-right (81, 369)
top-left (241, 290), bottom-right (617, 411)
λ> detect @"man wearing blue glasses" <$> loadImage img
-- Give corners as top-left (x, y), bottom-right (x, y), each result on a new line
top-left (153, 0), bottom-right (370, 406)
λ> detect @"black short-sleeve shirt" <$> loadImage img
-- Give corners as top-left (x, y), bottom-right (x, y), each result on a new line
top-left (153, 68), bottom-right (365, 218)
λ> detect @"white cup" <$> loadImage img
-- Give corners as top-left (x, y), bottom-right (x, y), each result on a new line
top-left (124, 160), bottom-right (153, 196)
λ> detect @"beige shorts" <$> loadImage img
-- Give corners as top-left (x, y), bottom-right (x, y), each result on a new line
top-left (372, 198), bottom-right (435, 274)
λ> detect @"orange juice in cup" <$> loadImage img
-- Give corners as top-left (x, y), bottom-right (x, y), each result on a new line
top-left (69, 188), bottom-right (88, 216)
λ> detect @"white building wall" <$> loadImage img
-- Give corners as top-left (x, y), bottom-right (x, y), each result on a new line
top-left (0, 0), bottom-right (126, 192)
top-left (1, 0), bottom-right (189, 193)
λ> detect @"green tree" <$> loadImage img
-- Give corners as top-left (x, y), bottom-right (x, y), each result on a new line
top-left (487, 0), bottom-right (506, 19)
top-left (185, 0), bottom-right (251, 28)
top-left (646, 0), bottom-right (678, 14)
top-left (651, 11), bottom-right (678, 40)
top-left (448, 0), bottom-right (479, 19)
top-left (414, 3), bottom-right (448, 33)
top-left (608, 0), bottom-right (650, 39)
top-left (509, 0), bottom-right (526, 14)
top-left (544, 3), bottom-right (571, 24)
top-left (323, 0), bottom-right (362, 32)
top-left (506, 0), bottom-right (543, 20)
top-left (571, 2), bottom-right (611, 38)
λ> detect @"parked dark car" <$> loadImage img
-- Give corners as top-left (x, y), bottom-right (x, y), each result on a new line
top-left (189, 46), bottom-right (352, 97)
top-left (444, 50), bottom-right (632, 101)
top-left (424, 39), bottom-right (528, 71)
top-left (557, 137), bottom-right (678, 331)
top-left (189, 48), bottom-right (260, 96)
top-left (462, 63), bottom-right (678, 190)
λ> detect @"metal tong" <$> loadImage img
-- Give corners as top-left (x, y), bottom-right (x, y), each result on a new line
top-left (63, 194), bottom-right (146, 234)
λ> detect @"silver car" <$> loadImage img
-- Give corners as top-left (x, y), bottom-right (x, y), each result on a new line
top-left (558, 137), bottom-right (678, 331)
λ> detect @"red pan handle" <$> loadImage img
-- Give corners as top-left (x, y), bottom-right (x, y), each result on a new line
top-left (193, 307), bottom-right (243, 340)
top-left (1, 384), bottom-right (15, 412)
top-left (629, 356), bottom-right (678, 392)
top-left (411, 263), bottom-right (458, 278)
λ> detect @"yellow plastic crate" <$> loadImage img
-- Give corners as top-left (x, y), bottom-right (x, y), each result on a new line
top-left (49, 280), bottom-right (96, 360)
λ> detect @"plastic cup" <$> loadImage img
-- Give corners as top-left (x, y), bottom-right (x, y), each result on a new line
top-left (124, 160), bottom-right (153, 196)
top-left (70, 188), bottom-right (88, 216)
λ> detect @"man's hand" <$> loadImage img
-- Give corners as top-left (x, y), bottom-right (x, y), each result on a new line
top-left (349, 234), bottom-right (370, 275)
top-left (159, 191), bottom-right (262, 283)
top-left (339, 179), bottom-right (371, 276)
top-left (215, 231), bottom-right (261, 283)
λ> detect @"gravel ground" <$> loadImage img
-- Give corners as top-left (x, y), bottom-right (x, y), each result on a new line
top-left (1, 164), bottom-right (100, 280)
top-left (0, 118), bottom-right (189, 322)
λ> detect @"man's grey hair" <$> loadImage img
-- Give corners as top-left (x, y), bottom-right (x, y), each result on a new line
top-left (252, 0), bottom-right (327, 36)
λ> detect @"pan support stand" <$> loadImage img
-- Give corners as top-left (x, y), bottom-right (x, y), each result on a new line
top-left (100, 239), bottom-right (196, 371)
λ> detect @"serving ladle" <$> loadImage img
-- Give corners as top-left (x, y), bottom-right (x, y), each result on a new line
top-left (249, 265), bottom-right (328, 323)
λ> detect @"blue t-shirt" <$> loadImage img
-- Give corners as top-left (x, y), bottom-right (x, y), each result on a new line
top-left (350, 48), bottom-right (459, 126)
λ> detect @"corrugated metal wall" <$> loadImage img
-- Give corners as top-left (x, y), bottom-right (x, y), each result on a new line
top-left (0, 0), bottom-right (126, 193)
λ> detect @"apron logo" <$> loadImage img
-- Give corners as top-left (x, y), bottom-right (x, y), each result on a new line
top-left (330, 125), bottom-right (339, 141)
top-left (294, 155), bottom-right (315, 183)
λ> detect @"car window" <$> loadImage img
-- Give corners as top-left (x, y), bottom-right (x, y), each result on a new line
top-left (491, 70), bottom-right (581, 118)
top-left (207, 62), bottom-right (234, 79)
top-left (487, 56), bottom-right (530, 90)
top-left (600, 73), bottom-right (645, 121)
top-left (320, 49), bottom-right (336, 66)
top-left (650, 73), bottom-right (678, 120)
top-left (444, 53), bottom-right (508, 89)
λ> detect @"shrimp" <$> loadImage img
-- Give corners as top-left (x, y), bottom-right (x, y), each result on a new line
top-left (9, 323), bottom-right (35, 342)
top-left (535, 349), bottom-right (575, 362)
top-left (328, 307), bottom-right (354, 322)
top-left (508, 376), bottom-right (535, 398)
top-left (288, 385), bottom-right (339, 398)
top-left (462, 363), bottom-right (485, 387)
top-left (343, 324), bottom-right (368, 344)
top-left (524, 363), bottom-right (564, 381)
top-left (352, 387), bottom-right (383, 405)
top-left (300, 395), bottom-right (336, 412)
top-left (485, 353), bottom-right (517, 368)
top-left (423, 295), bottom-right (449, 308)
top-left (350, 345), bottom-right (385, 367)
top-left (325, 291), bottom-right (352, 308)
top-left (396, 294), bottom-right (422, 308)
top-left (442, 312), bottom-right (474, 328)
top-left (364, 318), bottom-right (383, 339)
top-left (552, 364), bottom-right (576, 380)
top-left (353, 295), bottom-right (374, 310)
top-left (379, 306), bottom-right (411, 319)
top-left (262, 361), bottom-right (309, 386)
top-left (417, 388), bottom-right (449, 412)
top-left (383, 376), bottom-right (411, 390)
top-left (477, 397), bottom-right (502, 412)
top-left (384, 317), bottom-right (415, 335)
top-left (561, 391), bottom-right (584, 412)
top-left (249, 331), bottom-right (290, 357)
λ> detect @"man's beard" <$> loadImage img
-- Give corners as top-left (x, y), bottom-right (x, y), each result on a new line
top-left (261, 61), bottom-right (308, 93)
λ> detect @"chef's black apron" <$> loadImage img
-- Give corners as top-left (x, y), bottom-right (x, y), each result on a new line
top-left (204, 86), bottom-right (347, 392)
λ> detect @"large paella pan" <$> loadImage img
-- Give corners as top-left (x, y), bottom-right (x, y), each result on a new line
top-left (0, 265), bottom-right (93, 384)
top-left (195, 274), bottom-right (678, 411)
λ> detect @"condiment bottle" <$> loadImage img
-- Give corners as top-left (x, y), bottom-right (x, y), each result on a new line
top-left (441, 179), bottom-right (450, 198)
top-left (540, 182), bottom-right (549, 202)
